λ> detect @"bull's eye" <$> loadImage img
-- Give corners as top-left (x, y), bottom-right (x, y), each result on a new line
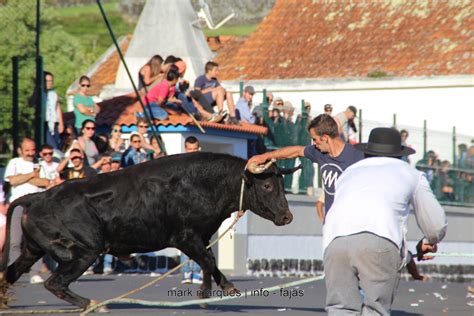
top-left (263, 183), bottom-right (272, 191)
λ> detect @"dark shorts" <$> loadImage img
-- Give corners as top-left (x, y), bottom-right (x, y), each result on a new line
top-left (203, 92), bottom-right (215, 106)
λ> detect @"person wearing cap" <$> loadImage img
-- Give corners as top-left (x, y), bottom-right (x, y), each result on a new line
top-left (322, 127), bottom-right (447, 315)
top-left (235, 85), bottom-right (256, 124)
top-left (323, 104), bottom-right (333, 115)
top-left (334, 105), bottom-right (357, 142)
top-left (110, 152), bottom-right (122, 171)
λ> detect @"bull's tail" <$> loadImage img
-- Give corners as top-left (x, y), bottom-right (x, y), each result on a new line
top-left (0, 195), bottom-right (34, 276)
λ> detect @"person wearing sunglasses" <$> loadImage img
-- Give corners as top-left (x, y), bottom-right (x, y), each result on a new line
top-left (121, 132), bottom-right (148, 168)
top-left (77, 120), bottom-right (99, 166)
top-left (135, 117), bottom-right (161, 157)
top-left (38, 144), bottom-right (60, 189)
top-left (73, 75), bottom-right (100, 134)
top-left (109, 124), bottom-right (124, 152)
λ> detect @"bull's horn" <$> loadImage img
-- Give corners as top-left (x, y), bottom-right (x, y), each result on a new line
top-left (247, 158), bottom-right (276, 174)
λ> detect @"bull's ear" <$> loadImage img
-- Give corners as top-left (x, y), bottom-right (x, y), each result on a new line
top-left (278, 164), bottom-right (302, 175)
top-left (242, 172), bottom-right (254, 186)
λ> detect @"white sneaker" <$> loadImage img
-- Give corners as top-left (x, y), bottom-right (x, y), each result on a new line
top-left (181, 272), bottom-right (192, 284)
top-left (30, 275), bottom-right (44, 284)
top-left (191, 273), bottom-right (203, 285)
top-left (103, 267), bottom-right (113, 275)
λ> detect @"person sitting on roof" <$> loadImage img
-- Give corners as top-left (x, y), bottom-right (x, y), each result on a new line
top-left (173, 60), bottom-right (202, 120)
top-left (142, 65), bottom-right (181, 121)
top-left (191, 61), bottom-right (239, 124)
top-left (138, 55), bottom-right (163, 91)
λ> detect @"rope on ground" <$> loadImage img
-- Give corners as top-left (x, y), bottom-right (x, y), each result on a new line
top-left (0, 308), bottom-right (82, 314)
top-left (423, 252), bottom-right (474, 257)
top-left (100, 275), bottom-right (325, 308)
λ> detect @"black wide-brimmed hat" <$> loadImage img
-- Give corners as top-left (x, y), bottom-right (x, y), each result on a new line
top-left (355, 127), bottom-right (416, 157)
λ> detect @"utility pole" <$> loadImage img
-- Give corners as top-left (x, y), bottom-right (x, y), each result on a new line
top-left (34, 0), bottom-right (45, 149)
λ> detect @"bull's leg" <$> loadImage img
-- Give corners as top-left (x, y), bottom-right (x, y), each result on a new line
top-left (44, 252), bottom-right (98, 309)
top-left (205, 247), bottom-right (236, 293)
top-left (5, 245), bottom-right (44, 285)
top-left (179, 240), bottom-right (237, 299)
top-left (0, 241), bottom-right (44, 308)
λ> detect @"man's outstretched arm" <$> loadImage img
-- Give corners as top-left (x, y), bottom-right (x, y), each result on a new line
top-left (248, 146), bottom-right (306, 166)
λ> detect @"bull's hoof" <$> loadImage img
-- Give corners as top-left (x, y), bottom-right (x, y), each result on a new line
top-left (221, 283), bottom-right (240, 296)
top-left (223, 286), bottom-right (240, 296)
top-left (87, 300), bottom-right (110, 313)
top-left (0, 280), bottom-right (11, 309)
top-left (198, 288), bottom-right (211, 299)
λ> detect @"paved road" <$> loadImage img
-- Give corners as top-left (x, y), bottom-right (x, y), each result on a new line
top-left (3, 274), bottom-right (473, 315)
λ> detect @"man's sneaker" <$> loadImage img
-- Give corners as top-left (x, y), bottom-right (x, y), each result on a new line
top-left (181, 272), bottom-right (192, 284)
top-left (226, 116), bottom-right (240, 125)
top-left (207, 112), bottom-right (224, 123)
top-left (30, 275), bottom-right (44, 284)
top-left (191, 273), bottom-right (203, 285)
top-left (220, 110), bottom-right (229, 120)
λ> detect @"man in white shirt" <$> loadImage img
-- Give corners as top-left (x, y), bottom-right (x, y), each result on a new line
top-left (323, 128), bottom-right (447, 315)
top-left (4, 138), bottom-right (51, 284)
top-left (334, 106), bottom-right (357, 142)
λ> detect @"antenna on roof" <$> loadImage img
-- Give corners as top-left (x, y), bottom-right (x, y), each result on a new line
top-left (193, 0), bottom-right (235, 30)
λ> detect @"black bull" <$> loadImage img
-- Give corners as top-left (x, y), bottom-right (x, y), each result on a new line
top-left (0, 153), bottom-right (300, 309)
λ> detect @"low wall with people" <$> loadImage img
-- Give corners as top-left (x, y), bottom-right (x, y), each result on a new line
top-left (227, 195), bottom-right (474, 281)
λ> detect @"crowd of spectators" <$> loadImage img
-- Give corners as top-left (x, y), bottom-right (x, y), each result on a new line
top-left (0, 53), bottom-right (472, 282)
top-left (416, 146), bottom-right (474, 203)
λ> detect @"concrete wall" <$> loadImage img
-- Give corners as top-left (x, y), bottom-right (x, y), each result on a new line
top-left (226, 194), bottom-right (474, 275)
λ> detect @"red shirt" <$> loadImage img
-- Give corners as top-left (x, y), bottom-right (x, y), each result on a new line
top-left (143, 81), bottom-right (175, 105)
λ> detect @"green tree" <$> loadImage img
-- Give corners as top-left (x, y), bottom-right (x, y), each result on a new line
top-left (0, 0), bottom-right (86, 151)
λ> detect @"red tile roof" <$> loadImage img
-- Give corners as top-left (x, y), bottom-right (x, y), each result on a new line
top-left (87, 35), bottom-right (132, 95)
top-left (215, 0), bottom-right (474, 80)
top-left (207, 35), bottom-right (243, 52)
top-left (63, 94), bottom-right (268, 136)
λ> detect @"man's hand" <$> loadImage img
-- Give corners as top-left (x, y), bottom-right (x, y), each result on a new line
top-left (31, 168), bottom-right (40, 179)
top-left (58, 123), bottom-right (64, 134)
top-left (416, 239), bottom-right (437, 261)
top-left (247, 153), bottom-right (271, 167)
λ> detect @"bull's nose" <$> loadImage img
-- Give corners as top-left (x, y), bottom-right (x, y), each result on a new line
top-left (282, 212), bottom-right (293, 225)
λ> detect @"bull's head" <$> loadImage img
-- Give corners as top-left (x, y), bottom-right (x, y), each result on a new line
top-left (243, 159), bottom-right (301, 226)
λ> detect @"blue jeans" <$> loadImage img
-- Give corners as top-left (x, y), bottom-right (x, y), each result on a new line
top-left (147, 103), bottom-right (169, 120)
top-left (103, 254), bottom-right (113, 270)
top-left (180, 254), bottom-right (201, 273)
top-left (45, 123), bottom-right (61, 149)
top-left (176, 93), bottom-right (198, 115)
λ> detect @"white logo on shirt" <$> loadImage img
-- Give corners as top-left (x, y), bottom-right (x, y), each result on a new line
top-left (320, 163), bottom-right (344, 195)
